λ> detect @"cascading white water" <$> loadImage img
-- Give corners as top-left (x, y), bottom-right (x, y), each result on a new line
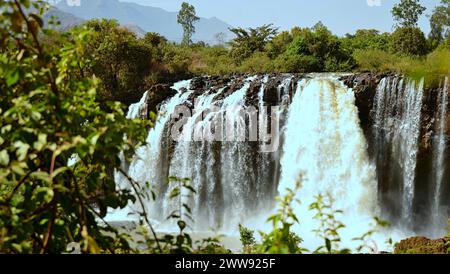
top-left (372, 77), bottom-right (424, 225)
top-left (164, 76), bottom-right (266, 231)
top-left (432, 76), bottom-right (448, 228)
top-left (400, 79), bottom-right (425, 223)
top-left (278, 76), bottom-right (379, 250)
top-left (162, 86), bottom-right (223, 230)
top-left (108, 80), bottom-right (192, 222)
top-left (127, 91), bottom-right (149, 119)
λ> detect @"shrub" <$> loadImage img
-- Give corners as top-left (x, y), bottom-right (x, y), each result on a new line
top-left (238, 224), bottom-right (256, 253)
top-left (193, 46), bottom-right (237, 75)
top-left (273, 53), bottom-right (321, 73)
top-left (238, 51), bottom-right (272, 73)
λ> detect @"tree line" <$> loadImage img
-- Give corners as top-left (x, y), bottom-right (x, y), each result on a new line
top-left (59, 0), bottom-right (449, 107)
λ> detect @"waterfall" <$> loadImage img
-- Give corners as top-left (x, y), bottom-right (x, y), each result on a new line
top-left (163, 76), bottom-right (279, 231)
top-left (109, 80), bottom-right (192, 222)
top-left (372, 76), bottom-right (424, 226)
top-left (127, 91), bottom-right (149, 119)
top-left (278, 76), bottom-right (378, 249)
top-left (113, 73), bottom-right (450, 251)
top-left (432, 76), bottom-right (448, 228)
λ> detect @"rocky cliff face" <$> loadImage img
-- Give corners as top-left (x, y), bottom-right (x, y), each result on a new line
top-left (340, 73), bottom-right (386, 141)
top-left (342, 73), bottom-right (450, 233)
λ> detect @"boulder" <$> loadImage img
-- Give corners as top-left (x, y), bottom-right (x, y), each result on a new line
top-left (189, 77), bottom-right (207, 91)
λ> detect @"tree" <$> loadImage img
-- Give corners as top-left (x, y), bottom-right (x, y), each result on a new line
top-left (277, 22), bottom-right (353, 72)
top-left (342, 29), bottom-right (391, 51)
top-left (228, 24), bottom-right (278, 63)
top-left (391, 26), bottom-right (428, 55)
top-left (177, 2), bottom-right (200, 46)
top-left (392, 0), bottom-right (426, 27)
top-left (143, 32), bottom-right (168, 48)
top-left (429, 0), bottom-right (450, 46)
top-left (0, 1), bottom-right (148, 253)
top-left (79, 19), bottom-right (159, 106)
top-left (265, 31), bottom-right (293, 59)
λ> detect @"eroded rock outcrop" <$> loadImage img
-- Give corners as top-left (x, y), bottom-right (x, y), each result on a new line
top-left (340, 73), bottom-right (388, 139)
top-left (146, 84), bottom-right (177, 116)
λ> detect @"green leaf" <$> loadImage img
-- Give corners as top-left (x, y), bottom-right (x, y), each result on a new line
top-left (23, 0), bottom-right (31, 9)
top-left (39, 218), bottom-right (49, 226)
top-left (51, 167), bottom-right (69, 179)
top-left (169, 187), bottom-right (180, 199)
top-left (33, 133), bottom-right (47, 151)
top-left (6, 70), bottom-right (20, 87)
top-left (33, 186), bottom-right (54, 203)
top-left (13, 141), bottom-right (30, 161)
top-left (177, 220), bottom-right (186, 231)
top-left (149, 111), bottom-right (157, 121)
top-left (10, 161), bottom-right (26, 176)
top-left (0, 150), bottom-right (9, 166)
top-left (325, 238), bottom-right (332, 253)
top-left (11, 243), bottom-right (23, 253)
top-left (31, 171), bottom-right (52, 184)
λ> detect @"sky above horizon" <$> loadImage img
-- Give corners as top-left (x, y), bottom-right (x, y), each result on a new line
top-left (122, 0), bottom-right (441, 35)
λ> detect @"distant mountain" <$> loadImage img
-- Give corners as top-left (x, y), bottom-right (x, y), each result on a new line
top-left (122, 24), bottom-right (147, 38)
top-left (43, 7), bottom-right (85, 31)
top-left (53, 0), bottom-right (233, 44)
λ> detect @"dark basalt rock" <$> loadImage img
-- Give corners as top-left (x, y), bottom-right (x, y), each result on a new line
top-left (245, 76), bottom-right (263, 106)
top-left (189, 77), bottom-right (206, 91)
top-left (340, 73), bottom-right (390, 143)
top-left (263, 75), bottom-right (284, 106)
top-left (145, 84), bottom-right (177, 117)
top-left (214, 77), bottom-right (246, 102)
top-left (185, 75), bottom-right (237, 103)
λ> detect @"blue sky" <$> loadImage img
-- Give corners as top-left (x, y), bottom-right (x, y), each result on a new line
top-left (124, 0), bottom-right (441, 35)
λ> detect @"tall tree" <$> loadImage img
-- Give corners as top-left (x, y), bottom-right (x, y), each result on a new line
top-left (228, 24), bottom-right (278, 62)
top-left (177, 2), bottom-right (200, 46)
top-left (392, 0), bottom-right (426, 27)
top-left (429, 0), bottom-right (450, 46)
